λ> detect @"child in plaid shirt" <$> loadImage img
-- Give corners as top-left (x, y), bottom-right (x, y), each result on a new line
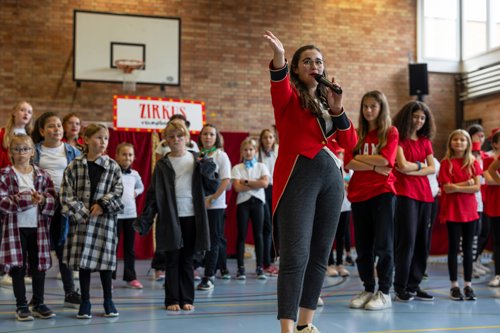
top-left (60, 124), bottom-right (124, 319)
top-left (0, 134), bottom-right (56, 321)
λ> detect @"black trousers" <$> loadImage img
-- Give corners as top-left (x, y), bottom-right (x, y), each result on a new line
top-left (113, 218), bottom-right (137, 281)
top-left (329, 211), bottom-right (350, 266)
top-left (79, 269), bottom-right (113, 301)
top-left (236, 197), bottom-right (265, 268)
top-left (447, 220), bottom-right (476, 282)
top-left (11, 228), bottom-right (46, 307)
top-left (263, 185), bottom-right (278, 267)
top-left (164, 216), bottom-right (196, 307)
top-left (351, 192), bottom-right (395, 294)
top-left (490, 216), bottom-right (500, 275)
top-left (51, 206), bottom-right (74, 294)
top-left (394, 197), bottom-right (432, 293)
top-left (203, 209), bottom-right (226, 277)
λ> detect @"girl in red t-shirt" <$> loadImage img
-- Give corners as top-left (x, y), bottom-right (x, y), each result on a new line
top-left (345, 90), bottom-right (399, 311)
top-left (484, 132), bottom-right (500, 287)
top-left (392, 101), bottom-right (436, 302)
top-left (438, 129), bottom-right (481, 301)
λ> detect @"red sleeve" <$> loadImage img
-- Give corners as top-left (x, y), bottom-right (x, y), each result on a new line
top-left (438, 159), bottom-right (451, 184)
top-left (424, 138), bottom-right (433, 156)
top-left (473, 160), bottom-right (482, 176)
top-left (379, 127), bottom-right (399, 167)
top-left (335, 119), bottom-right (357, 158)
top-left (483, 156), bottom-right (494, 171)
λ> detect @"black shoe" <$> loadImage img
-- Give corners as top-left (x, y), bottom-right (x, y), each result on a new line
top-left (464, 286), bottom-right (477, 301)
top-left (411, 289), bottom-right (434, 301)
top-left (395, 291), bottom-right (414, 302)
top-left (345, 256), bottom-right (355, 266)
top-left (236, 267), bottom-right (246, 280)
top-left (197, 277), bottom-right (214, 290)
top-left (32, 304), bottom-right (56, 319)
top-left (76, 300), bottom-right (92, 319)
top-left (450, 287), bottom-right (464, 301)
top-left (64, 290), bottom-right (82, 309)
top-left (256, 266), bottom-right (267, 280)
top-left (16, 305), bottom-right (34, 321)
top-left (103, 299), bottom-right (119, 317)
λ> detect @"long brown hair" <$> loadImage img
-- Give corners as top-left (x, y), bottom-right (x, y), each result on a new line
top-left (354, 91), bottom-right (392, 153)
top-left (290, 45), bottom-right (330, 117)
top-left (393, 101), bottom-right (435, 141)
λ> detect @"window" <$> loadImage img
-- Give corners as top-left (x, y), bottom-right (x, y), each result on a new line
top-left (418, 0), bottom-right (500, 72)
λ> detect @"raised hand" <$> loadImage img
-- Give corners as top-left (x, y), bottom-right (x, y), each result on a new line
top-left (264, 31), bottom-right (285, 68)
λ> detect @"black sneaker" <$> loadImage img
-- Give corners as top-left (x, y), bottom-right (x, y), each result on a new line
top-left (64, 290), bottom-right (82, 309)
top-left (256, 266), bottom-right (267, 280)
top-left (236, 267), bottom-right (246, 280)
top-left (76, 300), bottom-right (92, 319)
top-left (411, 289), bottom-right (434, 301)
top-left (450, 287), bottom-right (464, 301)
top-left (219, 268), bottom-right (231, 280)
top-left (197, 277), bottom-right (214, 290)
top-left (16, 305), bottom-right (34, 321)
top-left (345, 256), bottom-right (355, 266)
top-left (464, 286), bottom-right (477, 301)
top-left (395, 291), bottom-right (414, 302)
top-left (103, 299), bottom-right (119, 317)
top-left (32, 304), bottom-right (56, 319)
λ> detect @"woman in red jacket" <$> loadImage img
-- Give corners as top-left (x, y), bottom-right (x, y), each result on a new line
top-left (264, 31), bottom-right (356, 333)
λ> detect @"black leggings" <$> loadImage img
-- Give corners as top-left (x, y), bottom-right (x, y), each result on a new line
top-left (447, 220), bottom-right (476, 282)
top-left (79, 269), bottom-right (113, 301)
top-left (236, 197), bottom-right (264, 268)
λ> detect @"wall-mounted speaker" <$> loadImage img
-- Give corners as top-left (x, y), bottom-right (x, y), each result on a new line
top-left (409, 63), bottom-right (429, 96)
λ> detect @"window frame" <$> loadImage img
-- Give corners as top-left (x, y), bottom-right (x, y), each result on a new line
top-left (418, 0), bottom-right (500, 73)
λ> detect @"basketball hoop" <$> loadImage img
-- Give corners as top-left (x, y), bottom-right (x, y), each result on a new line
top-left (115, 59), bottom-right (145, 92)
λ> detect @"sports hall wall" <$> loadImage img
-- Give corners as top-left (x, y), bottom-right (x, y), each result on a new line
top-left (0, 0), bottom-right (465, 159)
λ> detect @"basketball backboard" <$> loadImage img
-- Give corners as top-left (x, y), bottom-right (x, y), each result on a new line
top-left (73, 10), bottom-right (180, 87)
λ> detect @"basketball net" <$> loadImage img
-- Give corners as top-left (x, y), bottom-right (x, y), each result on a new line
top-left (115, 59), bottom-right (144, 92)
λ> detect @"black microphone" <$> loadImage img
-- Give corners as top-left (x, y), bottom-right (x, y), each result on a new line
top-left (314, 74), bottom-right (343, 95)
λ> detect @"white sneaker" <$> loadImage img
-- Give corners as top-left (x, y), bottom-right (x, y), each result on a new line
top-left (0, 274), bottom-right (13, 287)
top-left (488, 275), bottom-right (500, 287)
top-left (317, 296), bottom-right (324, 307)
top-left (293, 323), bottom-right (320, 333)
top-left (364, 291), bottom-right (392, 310)
top-left (473, 262), bottom-right (487, 276)
top-left (336, 265), bottom-right (350, 277)
top-left (349, 291), bottom-right (374, 309)
top-left (477, 261), bottom-right (491, 273)
top-left (326, 265), bottom-right (339, 277)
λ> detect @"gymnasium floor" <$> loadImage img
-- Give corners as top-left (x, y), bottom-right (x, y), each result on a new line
top-left (1, 258), bottom-right (500, 333)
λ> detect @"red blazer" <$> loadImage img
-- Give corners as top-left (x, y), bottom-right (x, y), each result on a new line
top-left (269, 64), bottom-right (357, 215)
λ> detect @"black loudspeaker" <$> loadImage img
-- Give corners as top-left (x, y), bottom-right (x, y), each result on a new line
top-left (409, 63), bottom-right (429, 96)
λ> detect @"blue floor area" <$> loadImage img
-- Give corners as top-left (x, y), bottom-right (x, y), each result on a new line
top-left (1, 258), bottom-right (500, 333)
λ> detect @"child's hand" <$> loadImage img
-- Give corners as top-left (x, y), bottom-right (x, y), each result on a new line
top-left (31, 190), bottom-right (44, 205)
top-left (89, 203), bottom-right (103, 217)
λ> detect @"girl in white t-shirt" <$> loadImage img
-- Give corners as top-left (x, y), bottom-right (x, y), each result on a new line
top-left (32, 112), bottom-right (81, 309)
top-left (232, 137), bottom-right (270, 280)
top-left (196, 124), bottom-right (232, 290)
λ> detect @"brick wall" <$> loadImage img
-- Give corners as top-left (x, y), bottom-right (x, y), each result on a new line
top-left (0, 0), bottom-right (460, 158)
top-left (463, 94), bottom-right (500, 146)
